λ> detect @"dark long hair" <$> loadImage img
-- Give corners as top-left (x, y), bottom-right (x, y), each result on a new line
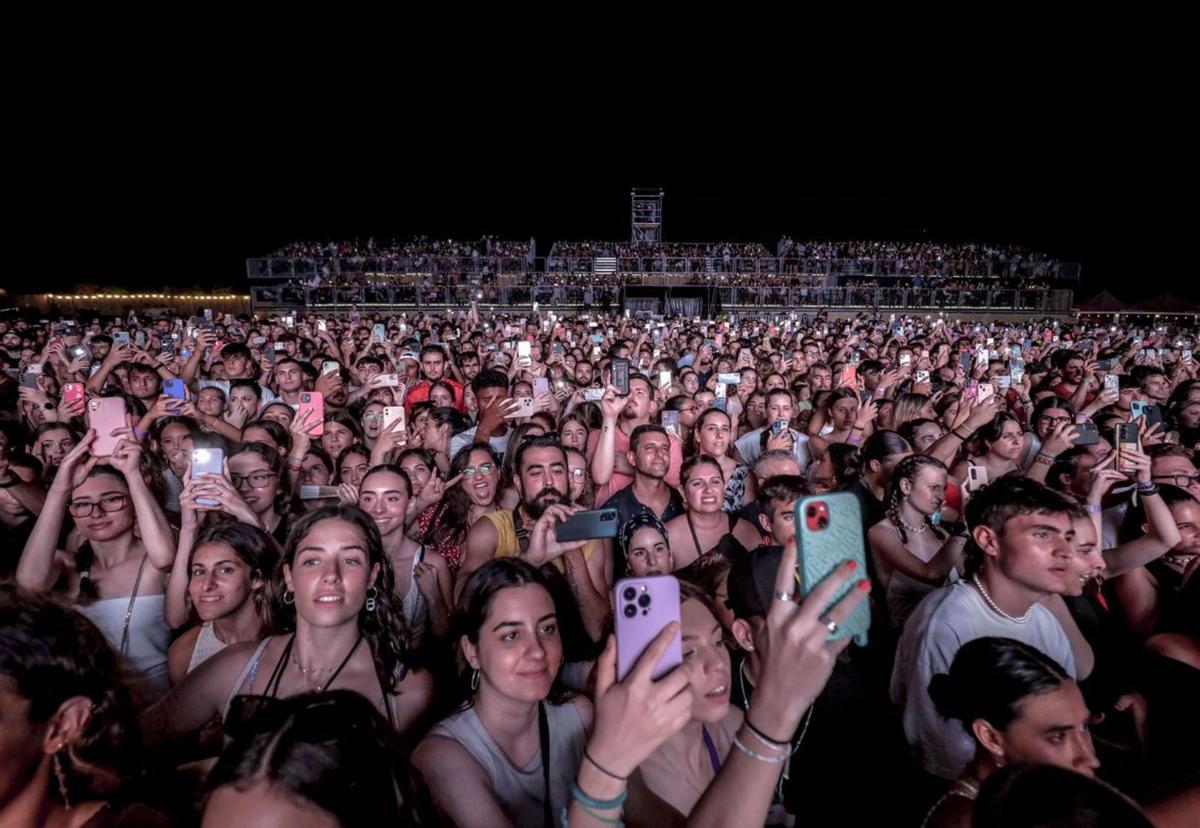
top-left (424, 444), bottom-right (499, 551)
top-left (0, 585), bottom-right (139, 802)
top-left (685, 407), bottom-right (734, 458)
top-left (268, 505), bottom-right (412, 690)
top-left (191, 522), bottom-right (281, 625)
top-left (207, 690), bottom-right (402, 825)
top-left (230, 441), bottom-right (292, 519)
top-left (72, 466), bottom-right (133, 605)
top-left (451, 559), bottom-right (575, 707)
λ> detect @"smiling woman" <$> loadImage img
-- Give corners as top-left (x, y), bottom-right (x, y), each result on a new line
top-left (140, 505), bottom-right (433, 753)
top-left (412, 559), bottom-right (592, 828)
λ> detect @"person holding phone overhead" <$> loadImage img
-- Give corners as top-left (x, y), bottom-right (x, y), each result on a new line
top-left (16, 429), bottom-right (175, 700)
top-left (589, 375), bottom-right (684, 507)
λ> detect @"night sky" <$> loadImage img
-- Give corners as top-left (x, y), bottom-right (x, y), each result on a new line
top-left (14, 109), bottom-right (1189, 304)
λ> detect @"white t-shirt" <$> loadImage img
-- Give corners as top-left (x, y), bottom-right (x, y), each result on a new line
top-left (734, 427), bottom-right (811, 469)
top-left (450, 426), bottom-right (511, 462)
top-left (890, 580), bottom-right (1076, 780)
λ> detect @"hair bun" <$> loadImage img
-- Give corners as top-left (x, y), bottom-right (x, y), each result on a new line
top-left (927, 673), bottom-right (960, 720)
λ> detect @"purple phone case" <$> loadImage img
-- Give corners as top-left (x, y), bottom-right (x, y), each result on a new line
top-left (615, 576), bottom-right (682, 681)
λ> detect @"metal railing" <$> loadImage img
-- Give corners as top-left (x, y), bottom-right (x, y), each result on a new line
top-left (248, 254), bottom-right (1079, 282)
top-left (249, 284), bottom-right (1073, 314)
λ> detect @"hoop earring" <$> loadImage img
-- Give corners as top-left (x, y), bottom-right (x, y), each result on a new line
top-left (54, 749), bottom-right (71, 810)
top-left (365, 586), bottom-right (378, 613)
top-left (283, 589), bottom-right (295, 605)
top-left (470, 669), bottom-right (479, 691)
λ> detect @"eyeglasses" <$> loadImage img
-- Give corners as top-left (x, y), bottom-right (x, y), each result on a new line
top-left (1038, 416), bottom-right (1073, 427)
top-left (1153, 473), bottom-right (1200, 488)
top-left (68, 494), bottom-right (128, 517)
top-left (231, 471), bottom-right (278, 490)
top-left (363, 413), bottom-right (383, 422)
top-left (462, 463), bottom-right (495, 476)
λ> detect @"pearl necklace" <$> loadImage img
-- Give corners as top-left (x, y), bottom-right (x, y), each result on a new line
top-left (897, 514), bottom-right (929, 535)
top-left (971, 575), bottom-right (1032, 624)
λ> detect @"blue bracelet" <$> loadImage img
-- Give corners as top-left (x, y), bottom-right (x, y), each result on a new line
top-left (560, 804), bottom-right (624, 826)
top-left (568, 780), bottom-right (628, 810)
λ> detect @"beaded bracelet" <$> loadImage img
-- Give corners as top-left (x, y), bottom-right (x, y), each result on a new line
top-left (560, 805), bottom-right (623, 827)
top-left (732, 735), bottom-right (787, 764)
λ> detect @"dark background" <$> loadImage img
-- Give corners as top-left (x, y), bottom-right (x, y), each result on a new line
top-left (11, 79), bottom-right (1190, 304)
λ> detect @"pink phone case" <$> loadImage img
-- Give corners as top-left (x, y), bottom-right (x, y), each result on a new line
top-left (615, 576), bottom-right (682, 681)
top-left (63, 383), bottom-right (84, 404)
top-left (87, 398), bottom-right (127, 457)
top-left (300, 392), bottom-right (324, 436)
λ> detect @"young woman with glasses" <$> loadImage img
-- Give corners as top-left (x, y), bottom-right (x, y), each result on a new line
top-left (16, 429), bottom-right (176, 699)
top-left (416, 445), bottom-right (502, 573)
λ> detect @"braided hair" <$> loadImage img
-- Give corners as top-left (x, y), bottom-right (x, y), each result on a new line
top-left (885, 454), bottom-right (949, 544)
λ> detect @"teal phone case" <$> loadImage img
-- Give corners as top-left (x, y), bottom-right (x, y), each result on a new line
top-left (794, 492), bottom-right (871, 647)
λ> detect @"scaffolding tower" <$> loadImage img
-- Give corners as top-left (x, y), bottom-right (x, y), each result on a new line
top-left (631, 188), bottom-right (663, 243)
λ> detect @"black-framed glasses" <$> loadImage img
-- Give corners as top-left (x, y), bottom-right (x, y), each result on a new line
top-left (232, 471), bottom-right (278, 490)
top-left (1038, 416), bottom-right (1072, 427)
top-left (68, 494), bottom-right (128, 517)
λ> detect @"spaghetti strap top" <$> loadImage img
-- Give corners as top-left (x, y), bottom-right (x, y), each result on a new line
top-left (225, 635), bottom-right (397, 728)
top-left (223, 638), bottom-right (271, 718)
top-left (686, 511), bottom-right (748, 561)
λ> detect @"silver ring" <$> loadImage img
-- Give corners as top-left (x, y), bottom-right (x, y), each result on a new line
top-left (774, 591), bottom-right (794, 603)
top-left (823, 618), bottom-right (839, 634)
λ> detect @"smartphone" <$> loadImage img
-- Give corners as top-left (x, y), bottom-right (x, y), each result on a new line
top-left (1116, 423), bottom-right (1139, 474)
top-left (517, 341), bottom-right (532, 368)
top-left (112, 331), bottom-right (131, 347)
top-left (960, 353), bottom-right (973, 374)
top-left (838, 364), bottom-right (857, 388)
top-left (915, 369), bottom-right (930, 384)
top-left (794, 493), bottom-right (870, 646)
top-left (382, 406), bottom-right (405, 433)
top-left (163, 378), bottom-right (186, 400)
top-left (86, 397), bottom-right (127, 457)
top-left (615, 575), bottom-right (683, 681)
top-left (899, 353), bottom-right (912, 368)
top-left (375, 373), bottom-right (400, 388)
top-left (372, 323), bottom-right (386, 342)
top-left (966, 464), bottom-right (990, 491)
top-left (659, 370), bottom-right (672, 392)
top-left (584, 388), bottom-right (605, 402)
top-left (555, 508), bottom-right (619, 542)
top-left (771, 418), bottom-right (788, 437)
top-left (504, 396), bottom-right (535, 418)
top-left (532, 378), bottom-right (550, 398)
top-left (299, 485), bottom-right (340, 500)
top-left (996, 375), bottom-right (1012, 391)
top-left (322, 361), bottom-right (340, 376)
top-left (190, 447), bottom-right (224, 506)
top-left (977, 383), bottom-right (995, 404)
top-left (1141, 404), bottom-right (1163, 430)
top-left (62, 383), bottom-right (85, 405)
top-left (612, 357), bottom-right (630, 395)
top-left (20, 371), bottom-right (41, 390)
top-left (717, 373), bottom-right (741, 385)
top-left (1072, 421), bottom-right (1099, 446)
top-left (661, 409), bottom-right (680, 438)
top-left (300, 392), bottom-right (325, 436)
top-left (963, 380), bottom-right (979, 401)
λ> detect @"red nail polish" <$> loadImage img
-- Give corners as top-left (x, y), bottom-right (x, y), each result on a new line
top-left (857, 579), bottom-right (871, 591)
top-left (846, 560), bottom-right (858, 571)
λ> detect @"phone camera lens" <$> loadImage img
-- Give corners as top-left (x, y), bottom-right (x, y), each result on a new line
top-left (623, 604), bottom-right (637, 618)
top-left (622, 587), bottom-right (636, 601)
top-left (807, 506), bottom-right (817, 517)
top-left (637, 594), bottom-right (651, 608)
top-left (818, 517), bottom-right (829, 528)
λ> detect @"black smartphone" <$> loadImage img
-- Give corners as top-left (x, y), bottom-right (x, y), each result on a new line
top-left (612, 358), bottom-right (630, 396)
top-left (1142, 404), bottom-right (1163, 430)
top-left (1071, 421), bottom-right (1099, 446)
top-left (556, 508), bottom-right (619, 542)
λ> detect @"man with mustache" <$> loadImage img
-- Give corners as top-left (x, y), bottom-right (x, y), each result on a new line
top-left (457, 434), bottom-right (609, 640)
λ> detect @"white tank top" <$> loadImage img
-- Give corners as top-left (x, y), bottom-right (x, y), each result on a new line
top-left (187, 621), bottom-right (230, 674)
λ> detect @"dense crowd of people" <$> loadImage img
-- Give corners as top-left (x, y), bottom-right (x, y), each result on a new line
top-left (2, 302), bottom-right (1198, 826)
